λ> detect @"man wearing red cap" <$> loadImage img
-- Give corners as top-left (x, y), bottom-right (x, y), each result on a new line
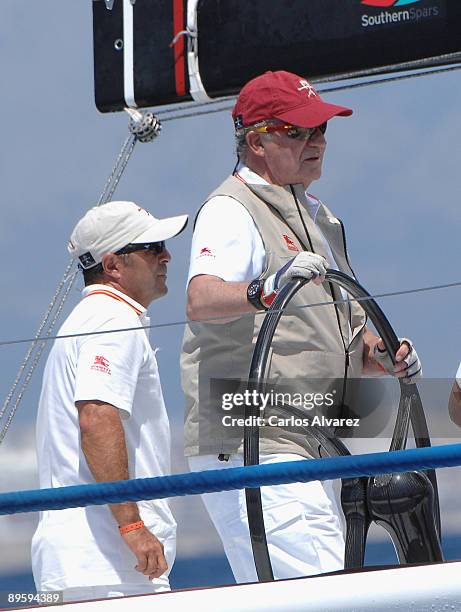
top-left (181, 71), bottom-right (421, 582)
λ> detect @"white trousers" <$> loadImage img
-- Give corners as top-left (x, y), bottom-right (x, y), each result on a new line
top-left (188, 453), bottom-right (345, 584)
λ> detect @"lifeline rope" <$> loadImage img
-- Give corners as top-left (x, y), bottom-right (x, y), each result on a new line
top-left (2, 444), bottom-right (461, 516)
top-left (0, 279), bottom-right (459, 348)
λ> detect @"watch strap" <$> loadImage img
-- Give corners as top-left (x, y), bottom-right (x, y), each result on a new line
top-left (246, 279), bottom-right (266, 310)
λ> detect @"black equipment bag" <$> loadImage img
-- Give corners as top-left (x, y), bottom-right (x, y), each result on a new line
top-left (93, 0), bottom-right (461, 112)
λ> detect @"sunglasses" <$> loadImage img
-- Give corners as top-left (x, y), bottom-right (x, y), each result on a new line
top-left (253, 122), bottom-right (327, 140)
top-left (116, 241), bottom-right (166, 256)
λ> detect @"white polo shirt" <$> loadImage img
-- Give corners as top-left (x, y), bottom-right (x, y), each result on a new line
top-left (32, 285), bottom-right (176, 591)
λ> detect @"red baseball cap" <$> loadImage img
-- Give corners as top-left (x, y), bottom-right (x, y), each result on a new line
top-left (232, 70), bottom-right (352, 130)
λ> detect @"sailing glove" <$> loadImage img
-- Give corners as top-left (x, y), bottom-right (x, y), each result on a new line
top-left (374, 337), bottom-right (422, 382)
top-left (260, 252), bottom-right (328, 308)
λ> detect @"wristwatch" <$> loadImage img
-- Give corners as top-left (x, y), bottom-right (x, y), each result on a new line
top-left (247, 279), bottom-right (265, 310)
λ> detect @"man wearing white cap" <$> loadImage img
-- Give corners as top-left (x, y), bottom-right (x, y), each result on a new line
top-left (181, 70), bottom-right (421, 582)
top-left (32, 201), bottom-right (188, 601)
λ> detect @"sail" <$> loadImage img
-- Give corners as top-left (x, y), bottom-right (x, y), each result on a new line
top-left (93, 0), bottom-right (460, 111)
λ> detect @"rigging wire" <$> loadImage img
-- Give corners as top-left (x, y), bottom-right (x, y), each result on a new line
top-left (152, 54), bottom-right (461, 120)
top-left (0, 280), bottom-right (459, 349)
top-left (158, 63), bottom-right (461, 123)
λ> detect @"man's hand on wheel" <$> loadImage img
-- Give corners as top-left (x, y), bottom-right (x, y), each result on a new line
top-left (373, 337), bottom-right (422, 382)
top-left (261, 252), bottom-right (328, 308)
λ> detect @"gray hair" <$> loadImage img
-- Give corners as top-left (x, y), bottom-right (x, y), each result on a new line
top-left (235, 131), bottom-right (248, 161)
top-left (235, 121), bottom-right (276, 161)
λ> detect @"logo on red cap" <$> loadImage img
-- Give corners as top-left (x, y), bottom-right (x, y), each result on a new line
top-left (297, 80), bottom-right (317, 98)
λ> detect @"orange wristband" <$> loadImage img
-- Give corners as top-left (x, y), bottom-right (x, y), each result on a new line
top-left (118, 520), bottom-right (144, 535)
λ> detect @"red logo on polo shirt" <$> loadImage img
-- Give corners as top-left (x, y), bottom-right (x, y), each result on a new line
top-left (91, 355), bottom-right (111, 375)
top-left (283, 235), bottom-right (299, 252)
top-left (197, 246), bottom-right (215, 259)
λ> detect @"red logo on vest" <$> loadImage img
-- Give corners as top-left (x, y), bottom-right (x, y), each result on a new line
top-left (91, 355), bottom-right (111, 375)
top-left (283, 235), bottom-right (299, 252)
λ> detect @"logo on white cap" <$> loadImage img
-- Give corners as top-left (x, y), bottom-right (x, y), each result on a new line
top-left (297, 80), bottom-right (317, 98)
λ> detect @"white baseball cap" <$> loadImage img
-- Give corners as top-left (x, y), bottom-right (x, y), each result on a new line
top-left (68, 200), bottom-right (188, 269)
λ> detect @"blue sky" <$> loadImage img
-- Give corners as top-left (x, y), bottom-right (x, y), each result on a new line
top-left (0, 0), bottom-right (460, 579)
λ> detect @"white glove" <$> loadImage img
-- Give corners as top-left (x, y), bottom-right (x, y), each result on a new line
top-left (373, 337), bottom-right (422, 382)
top-left (261, 252), bottom-right (328, 308)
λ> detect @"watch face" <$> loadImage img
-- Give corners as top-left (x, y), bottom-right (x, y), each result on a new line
top-left (247, 280), bottom-right (265, 310)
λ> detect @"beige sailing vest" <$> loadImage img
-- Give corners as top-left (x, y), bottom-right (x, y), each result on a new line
top-left (181, 175), bottom-right (367, 458)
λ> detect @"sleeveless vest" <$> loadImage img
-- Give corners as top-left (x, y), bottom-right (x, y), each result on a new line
top-left (181, 175), bottom-right (367, 458)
